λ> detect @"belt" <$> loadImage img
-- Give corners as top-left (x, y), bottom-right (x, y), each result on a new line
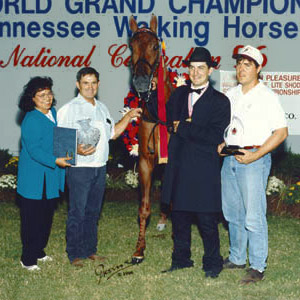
top-left (243, 145), bottom-right (261, 150)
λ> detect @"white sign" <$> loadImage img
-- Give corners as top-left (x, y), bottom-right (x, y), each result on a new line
top-left (1, 1), bottom-right (300, 154)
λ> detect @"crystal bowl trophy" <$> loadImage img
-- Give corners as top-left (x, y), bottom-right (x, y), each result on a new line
top-left (221, 116), bottom-right (245, 156)
top-left (77, 119), bottom-right (100, 149)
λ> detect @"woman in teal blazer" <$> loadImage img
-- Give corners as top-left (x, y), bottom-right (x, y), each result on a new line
top-left (17, 77), bottom-right (71, 271)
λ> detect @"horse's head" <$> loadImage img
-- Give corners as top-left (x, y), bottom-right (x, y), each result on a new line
top-left (129, 15), bottom-right (160, 95)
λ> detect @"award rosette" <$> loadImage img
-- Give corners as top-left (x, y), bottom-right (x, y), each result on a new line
top-left (221, 116), bottom-right (245, 156)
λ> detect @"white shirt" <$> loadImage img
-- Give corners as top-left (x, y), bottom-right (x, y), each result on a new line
top-left (225, 81), bottom-right (287, 147)
top-left (45, 110), bottom-right (56, 123)
top-left (188, 82), bottom-right (209, 117)
top-left (190, 82), bottom-right (209, 105)
top-left (57, 93), bottom-right (115, 167)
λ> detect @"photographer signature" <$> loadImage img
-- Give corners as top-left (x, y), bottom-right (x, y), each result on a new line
top-left (95, 261), bottom-right (135, 284)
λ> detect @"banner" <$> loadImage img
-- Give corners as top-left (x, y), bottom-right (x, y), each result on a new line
top-left (1, 0), bottom-right (299, 153)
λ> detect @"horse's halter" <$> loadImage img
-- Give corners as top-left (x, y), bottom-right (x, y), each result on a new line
top-left (129, 28), bottom-right (160, 103)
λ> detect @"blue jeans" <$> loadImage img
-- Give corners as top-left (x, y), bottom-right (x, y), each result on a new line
top-left (221, 153), bottom-right (271, 272)
top-left (66, 166), bottom-right (106, 262)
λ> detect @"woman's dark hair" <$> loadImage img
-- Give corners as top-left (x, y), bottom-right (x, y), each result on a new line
top-left (18, 76), bottom-right (56, 112)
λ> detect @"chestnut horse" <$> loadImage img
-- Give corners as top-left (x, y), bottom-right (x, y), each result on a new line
top-left (129, 15), bottom-right (173, 264)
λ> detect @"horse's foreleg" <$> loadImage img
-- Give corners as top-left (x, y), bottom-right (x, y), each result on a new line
top-left (132, 156), bottom-right (154, 264)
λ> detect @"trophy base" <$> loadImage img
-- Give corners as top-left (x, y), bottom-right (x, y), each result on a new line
top-left (221, 145), bottom-right (245, 156)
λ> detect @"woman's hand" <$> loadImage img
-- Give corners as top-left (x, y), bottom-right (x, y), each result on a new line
top-left (55, 157), bottom-right (72, 167)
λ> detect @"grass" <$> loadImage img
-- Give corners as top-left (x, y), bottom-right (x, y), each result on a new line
top-left (0, 196), bottom-right (300, 300)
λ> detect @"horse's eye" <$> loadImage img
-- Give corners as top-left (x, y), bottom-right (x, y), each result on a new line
top-left (153, 45), bottom-right (159, 51)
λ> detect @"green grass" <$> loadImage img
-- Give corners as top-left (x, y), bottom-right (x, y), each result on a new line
top-left (0, 196), bottom-right (300, 300)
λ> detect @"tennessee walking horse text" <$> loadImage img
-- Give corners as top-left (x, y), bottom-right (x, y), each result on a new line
top-left (129, 15), bottom-right (174, 264)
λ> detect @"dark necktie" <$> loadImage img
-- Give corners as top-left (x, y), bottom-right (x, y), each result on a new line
top-left (189, 87), bottom-right (203, 94)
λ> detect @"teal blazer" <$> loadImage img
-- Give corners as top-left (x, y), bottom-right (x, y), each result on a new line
top-left (17, 107), bottom-right (65, 200)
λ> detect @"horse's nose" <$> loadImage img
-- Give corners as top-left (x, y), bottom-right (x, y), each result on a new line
top-left (132, 75), bottom-right (151, 93)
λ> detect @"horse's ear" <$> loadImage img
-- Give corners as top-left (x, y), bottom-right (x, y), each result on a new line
top-left (149, 14), bottom-right (157, 33)
top-left (129, 15), bottom-right (138, 33)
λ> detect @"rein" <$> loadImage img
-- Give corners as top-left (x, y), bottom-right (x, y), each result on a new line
top-left (141, 91), bottom-right (172, 155)
top-left (145, 115), bottom-right (170, 155)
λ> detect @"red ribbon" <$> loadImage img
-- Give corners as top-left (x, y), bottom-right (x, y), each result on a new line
top-left (157, 54), bottom-right (168, 163)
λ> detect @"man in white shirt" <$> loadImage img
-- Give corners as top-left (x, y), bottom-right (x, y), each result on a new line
top-left (58, 67), bottom-right (141, 267)
top-left (218, 45), bottom-right (288, 284)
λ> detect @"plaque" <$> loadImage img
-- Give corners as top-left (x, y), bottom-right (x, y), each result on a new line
top-left (53, 127), bottom-right (77, 165)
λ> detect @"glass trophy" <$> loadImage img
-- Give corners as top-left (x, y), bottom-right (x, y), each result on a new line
top-left (77, 119), bottom-right (100, 149)
top-left (221, 116), bottom-right (245, 156)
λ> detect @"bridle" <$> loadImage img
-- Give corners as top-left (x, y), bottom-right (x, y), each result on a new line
top-left (129, 28), bottom-right (160, 103)
top-left (129, 28), bottom-right (171, 155)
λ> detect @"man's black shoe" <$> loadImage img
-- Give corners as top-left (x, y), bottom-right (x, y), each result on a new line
top-left (223, 257), bottom-right (246, 269)
top-left (161, 265), bottom-right (193, 273)
top-left (205, 270), bottom-right (219, 278)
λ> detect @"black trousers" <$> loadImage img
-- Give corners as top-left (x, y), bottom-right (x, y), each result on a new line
top-left (18, 194), bottom-right (57, 266)
top-left (171, 210), bottom-right (223, 273)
